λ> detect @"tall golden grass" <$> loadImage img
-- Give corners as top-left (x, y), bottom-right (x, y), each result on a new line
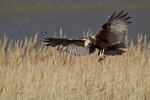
top-left (0, 33), bottom-right (150, 100)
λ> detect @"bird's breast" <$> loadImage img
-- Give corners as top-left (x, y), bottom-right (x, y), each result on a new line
top-left (94, 40), bottom-right (111, 50)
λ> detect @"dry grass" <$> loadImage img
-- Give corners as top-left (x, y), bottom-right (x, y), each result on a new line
top-left (0, 33), bottom-right (150, 100)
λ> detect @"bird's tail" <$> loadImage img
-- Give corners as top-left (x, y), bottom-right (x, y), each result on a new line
top-left (104, 43), bottom-right (126, 55)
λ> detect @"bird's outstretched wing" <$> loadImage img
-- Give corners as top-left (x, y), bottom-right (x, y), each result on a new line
top-left (95, 10), bottom-right (132, 45)
top-left (40, 31), bottom-right (95, 56)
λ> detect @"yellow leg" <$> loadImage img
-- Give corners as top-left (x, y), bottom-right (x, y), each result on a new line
top-left (99, 49), bottom-right (105, 58)
top-left (99, 49), bottom-right (105, 61)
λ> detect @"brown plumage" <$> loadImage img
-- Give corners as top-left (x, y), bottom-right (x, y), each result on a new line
top-left (41, 10), bottom-right (131, 57)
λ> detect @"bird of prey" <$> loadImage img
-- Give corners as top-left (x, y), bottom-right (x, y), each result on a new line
top-left (41, 10), bottom-right (131, 61)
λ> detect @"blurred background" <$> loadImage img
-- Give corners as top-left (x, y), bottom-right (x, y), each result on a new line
top-left (0, 0), bottom-right (150, 43)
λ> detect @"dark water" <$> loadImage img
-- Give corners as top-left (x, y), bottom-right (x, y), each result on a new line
top-left (0, 11), bottom-right (150, 43)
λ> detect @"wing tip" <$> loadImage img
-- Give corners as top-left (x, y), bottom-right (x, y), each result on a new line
top-left (120, 10), bottom-right (124, 13)
top-left (108, 10), bottom-right (131, 23)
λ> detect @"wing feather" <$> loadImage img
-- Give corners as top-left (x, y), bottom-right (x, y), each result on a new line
top-left (108, 12), bottom-right (116, 21)
top-left (118, 13), bottom-right (128, 19)
top-left (41, 32), bottom-right (95, 56)
top-left (112, 10), bottom-right (124, 20)
top-left (95, 10), bottom-right (132, 45)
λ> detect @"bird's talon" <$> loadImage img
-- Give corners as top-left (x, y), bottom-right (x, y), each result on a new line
top-left (98, 49), bottom-right (105, 62)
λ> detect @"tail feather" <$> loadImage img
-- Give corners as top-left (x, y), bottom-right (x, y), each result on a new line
top-left (104, 43), bottom-right (126, 55)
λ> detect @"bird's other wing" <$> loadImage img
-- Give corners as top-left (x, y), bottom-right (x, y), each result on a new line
top-left (40, 31), bottom-right (95, 56)
top-left (95, 10), bottom-right (132, 45)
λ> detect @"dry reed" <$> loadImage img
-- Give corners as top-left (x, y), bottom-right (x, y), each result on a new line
top-left (0, 32), bottom-right (150, 100)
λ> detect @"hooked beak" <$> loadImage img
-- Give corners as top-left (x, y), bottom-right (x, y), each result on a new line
top-left (87, 44), bottom-right (90, 48)
top-left (87, 43), bottom-right (91, 48)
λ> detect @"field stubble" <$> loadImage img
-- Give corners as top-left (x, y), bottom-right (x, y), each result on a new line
top-left (0, 32), bottom-right (150, 100)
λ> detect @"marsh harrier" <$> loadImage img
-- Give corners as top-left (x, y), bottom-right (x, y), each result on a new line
top-left (41, 10), bottom-right (131, 61)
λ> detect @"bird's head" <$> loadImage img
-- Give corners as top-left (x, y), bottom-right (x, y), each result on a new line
top-left (84, 38), bottom-right (92, 48)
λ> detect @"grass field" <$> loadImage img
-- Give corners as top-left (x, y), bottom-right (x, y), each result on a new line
top-left (0, 33), bottom-right (150, 100)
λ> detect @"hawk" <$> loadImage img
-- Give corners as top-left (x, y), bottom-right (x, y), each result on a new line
top-left (41, 10), bottom-right (131, 61)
